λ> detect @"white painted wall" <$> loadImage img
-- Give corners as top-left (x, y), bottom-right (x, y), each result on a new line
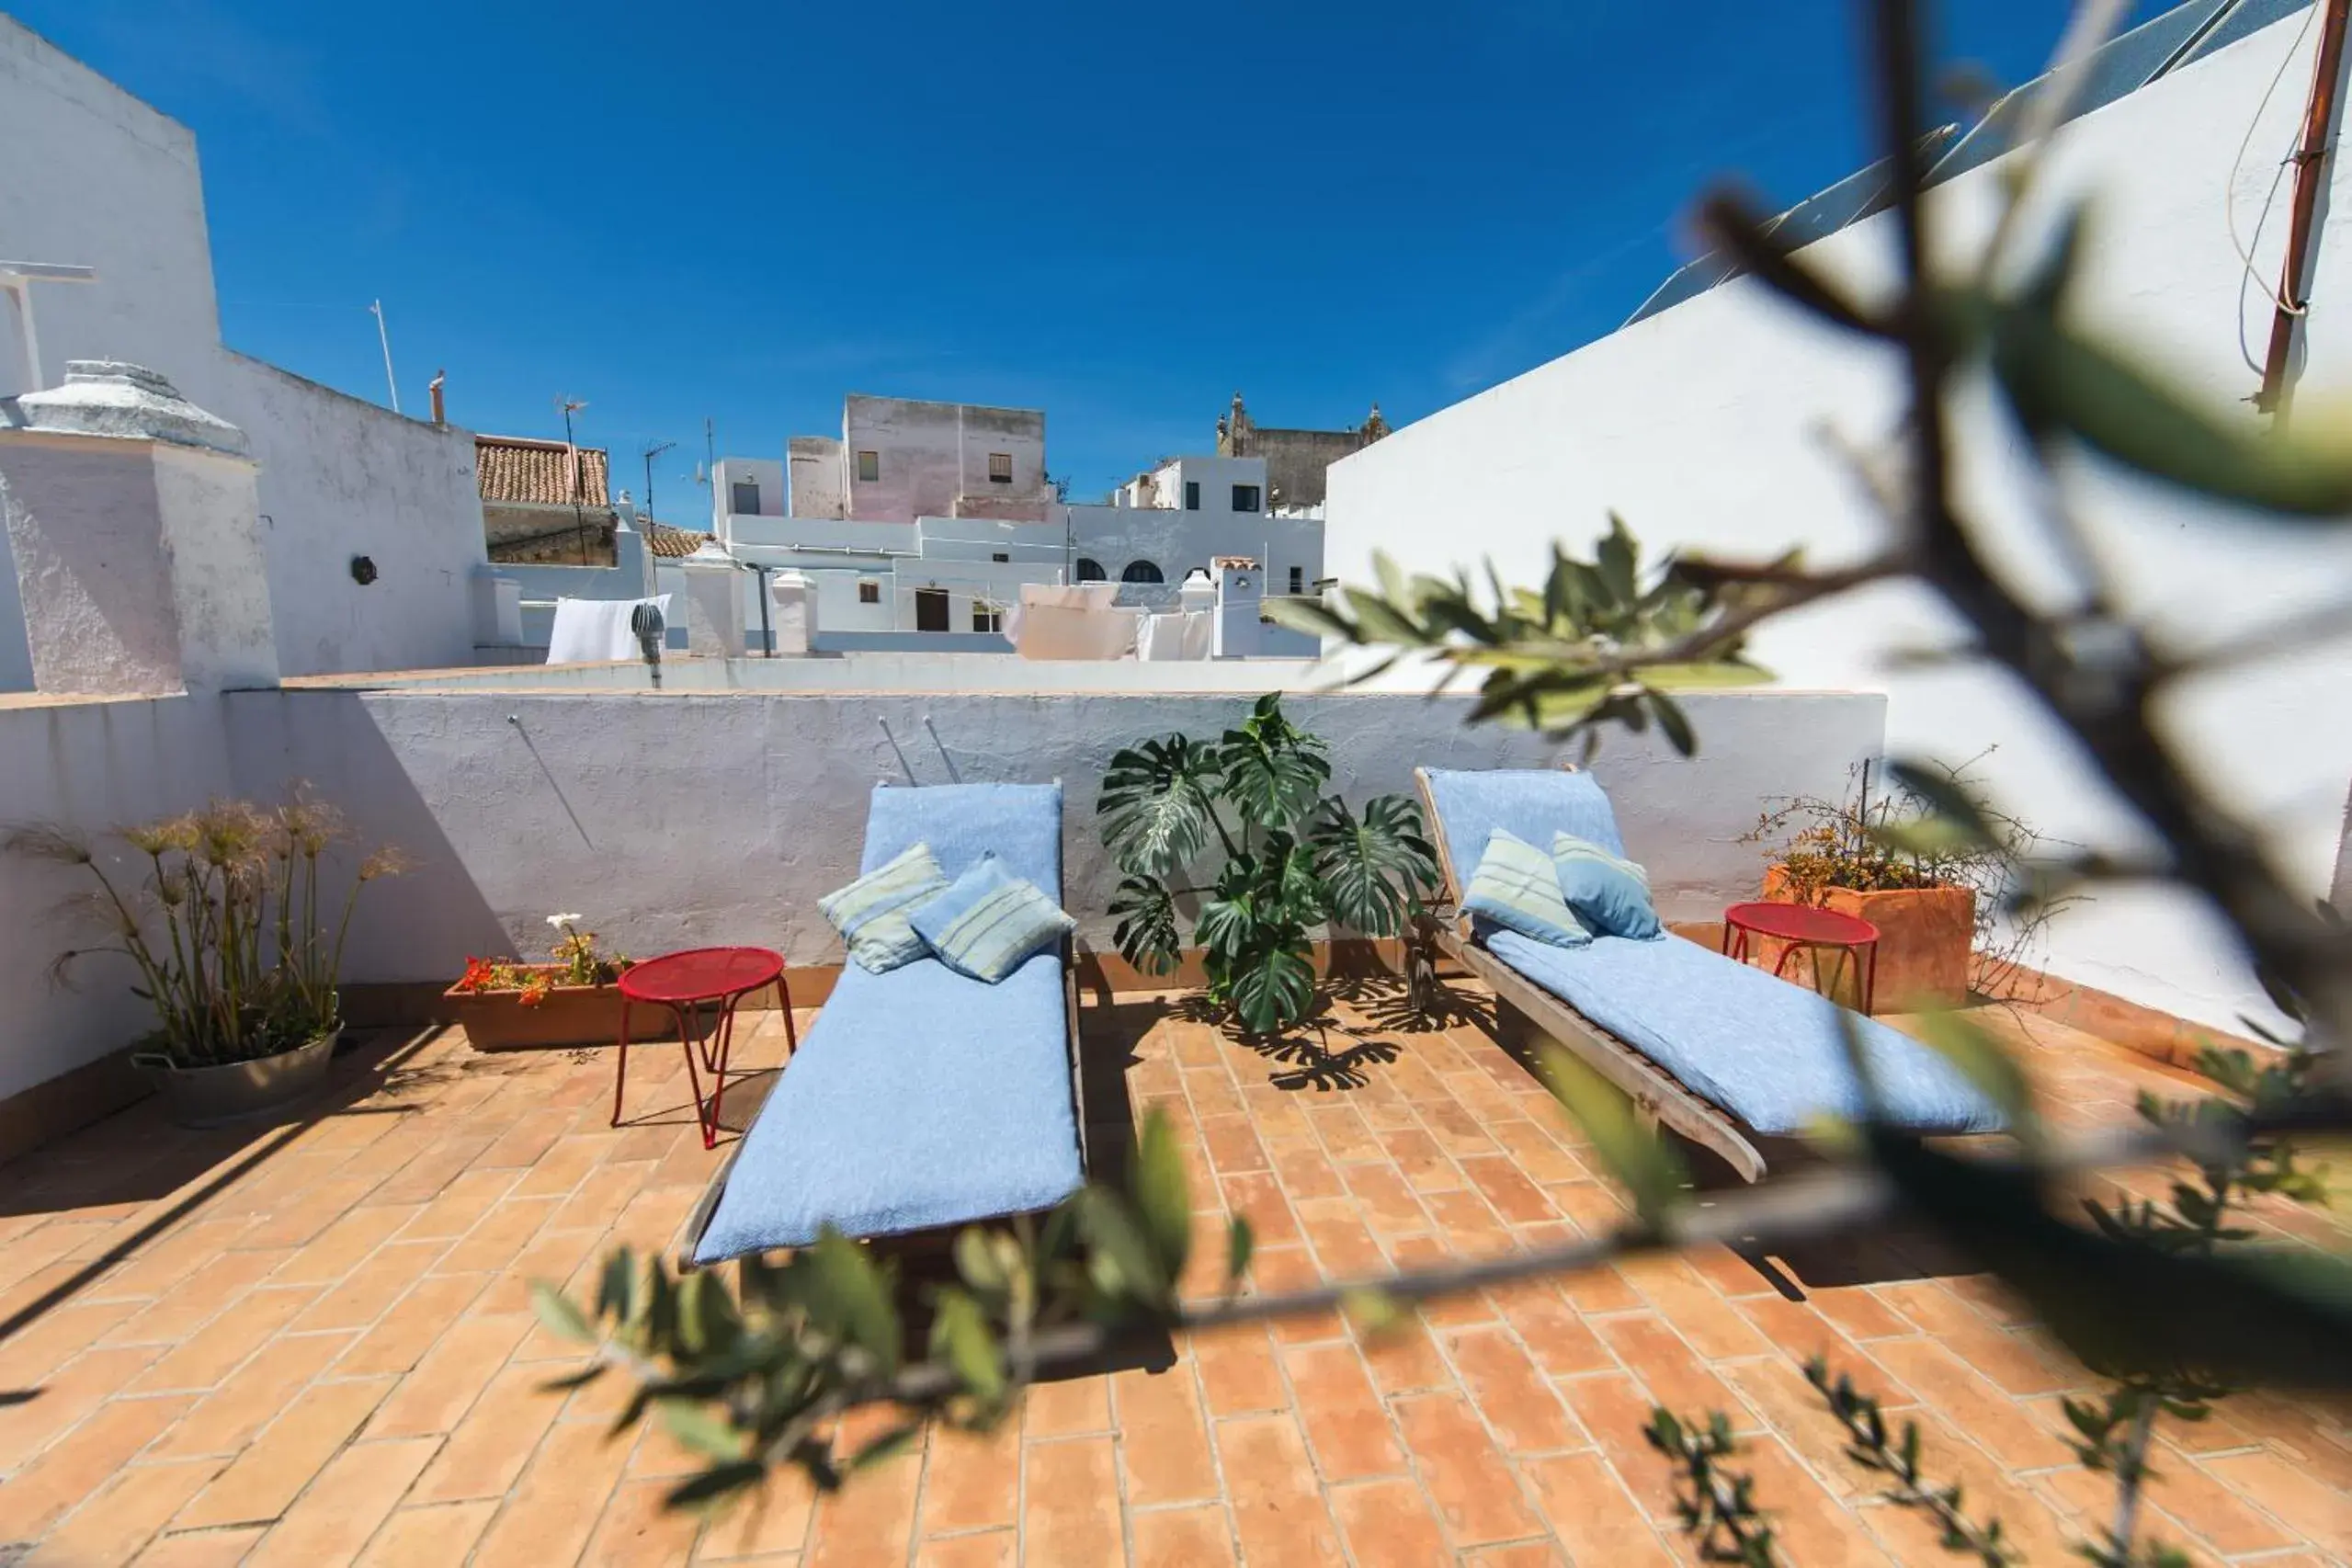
top-left (712, 457), bottom-right (784, 535)
top-left (1324, 9), bottom-right (2352, 1036)
top-left (220, 687), bottom-right (1883, 988)
top-left (0, 16), bottom-right (492, 685)
top-left (0, 693), bottom-right (237, 1102)
top-left (787, 437), bottom-right (846, 520)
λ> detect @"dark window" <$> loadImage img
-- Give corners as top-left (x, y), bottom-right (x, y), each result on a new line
top-left (915, 587), bottom-right (949, 631)
top-left (731, 479), bottom-right (760, 514)
top-left (988, 451), bottom-right (1013, 483)
top-left (972, 602), bottom-right (1003, 633)
top-left (856, 449), bottom-right (881, 483)
top-left (1121, 561), bottom-right (1165, 585)
top-left (1232, 483), bottom-right (1261, 512)
top-left (1183, 481), bottom-right (1199, 511)
top-left (1074, 558), bottom-right (1107, 582)
top-left (858, 580), bottom-right (881, 605)
top-left (991, 551), bottom-right (1009, 563)
top-left (1289, 566), bottom-right (1304, 595)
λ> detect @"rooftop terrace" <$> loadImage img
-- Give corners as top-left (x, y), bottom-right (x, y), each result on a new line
top-left (3, 979), bottom-right (2343, 1567)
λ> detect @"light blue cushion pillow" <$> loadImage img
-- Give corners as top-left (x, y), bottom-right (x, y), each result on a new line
top-left (819, 842), bottom-right (949, 972)
top-left (909, 855), bottom-right (1074, 983)
top-left (1552, 832), bottom-right (1663, 939)
top-left (1462, 829), bottom-right (1589, 949)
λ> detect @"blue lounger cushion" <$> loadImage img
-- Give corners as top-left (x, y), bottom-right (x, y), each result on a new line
top-left (693, 782), bottom-right (1082, 1260)
top-left (1483, 931), bottom-right (2005, 1135)
top-left (1419, 767), bottom-right (2002, 1136)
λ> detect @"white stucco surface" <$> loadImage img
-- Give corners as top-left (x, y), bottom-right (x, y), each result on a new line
top-left (1324, 10), bottom-right (2352, 1035)
top-left (0, 17), bottom-right (491, 686)
top-left (0, 692), bottom-right (236, 1102)
top-left (217, 687), bottom-right (1882, 992)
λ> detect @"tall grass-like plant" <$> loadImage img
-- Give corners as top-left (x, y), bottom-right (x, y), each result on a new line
top-left (12, 795), bottom-right (404, 1067)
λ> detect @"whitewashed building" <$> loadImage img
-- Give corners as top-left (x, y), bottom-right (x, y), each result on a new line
top-left (0, 16), bottom-right (495, 687)
top-left (1324, 0), bottom-right (2352, 1038)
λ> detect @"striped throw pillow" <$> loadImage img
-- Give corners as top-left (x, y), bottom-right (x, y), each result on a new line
top-left (908, 856), bottom-right (1074, 983)
top-left (1551, 832), bottom-right (1663, 939)
top-left (1462, 829), bottom-right (1589, 949)
top-left (819, 842), bottom-right (950, 972)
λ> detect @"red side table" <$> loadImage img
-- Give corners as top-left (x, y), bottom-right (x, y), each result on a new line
top-left (613, 946), bottom-right (790, 1150)
top-left (1721, 902), bottom-right (1880, 1015)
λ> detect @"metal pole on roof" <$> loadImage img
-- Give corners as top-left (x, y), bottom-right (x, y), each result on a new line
top-left (2255, 0), bottom-right (2352, 415)
top-left (560, 397), bottom-right (590, 564)
top-left (642, 439), bottom-right (676, 532)
top-left (369, 300), bottom-right (400, 414)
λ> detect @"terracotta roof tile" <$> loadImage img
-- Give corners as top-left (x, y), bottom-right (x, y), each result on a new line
top-left (647, 525), bottom-right (712, 559)
top-left (476, 436), bottom-right (610, 507)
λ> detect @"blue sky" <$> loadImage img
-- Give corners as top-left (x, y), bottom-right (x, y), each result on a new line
top-left (17, 0), bottom-right (2119, 513)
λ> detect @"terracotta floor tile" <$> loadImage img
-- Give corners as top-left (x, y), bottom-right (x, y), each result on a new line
top-left (1113, 1364), bottom-right (1220, 1506)
top-left (335, 1272), bottom-right (493, 1377)
top-left (268, 1205), bottom-right (425, 1289)
top-left (363, 1310), bottom-right (531, 1437)
top-left (147, 1328), bottom-right (355, 1460)
top-left (1461, 1543), bottom-right (1569, 1567)
top-left (1129, 1502), bottom-right (1236, 1568)
top-left (1714, 1357), bottom-right (1877, 1502)
top-left (1270, 1145), bottom-right (1346, 1203)
top-left (406, 1358), bottom-right (571, 1504)
top-left (290, 1239), bottom-right (453, 1333)
top-left (472, 1412), bottom-right (642, 1568)
top-left (0, 1296), bottom-right (144, 1388)
top-left (1490, 1278), bottom-right (1615, 1377)
top-left (551, 1159), bottom-right (660, 1232)
top-left (125, 1287), bottom-right (314, 1394)
top-left (433, 1195), bottom-right (561, 1276)
top-left (1523, 1449), bottom-right (1676, 1565)
top-left (99, 1249), bottom-right (300, 1346)
top-left (1489, 1119), bottom-right (1592, 1187)
top-left (129, 1526), bottom-right (269, 1566)
top-left (243, 1436), bottom-right (436, 1568)
top-left (1559, 1372), bottom-right (1681, 1520)
top-left (2195, 1449), bottom-right (2350, 1558)
top-left (1621, 1256), bottom-right (1775, 1361)
top-left (1596, 1312), bottom-right (1743, 1419)
top-left (1246, 1244), bottom-right (1342, 1344)
top-left (1215, 1169), bottom-right (1300, 1245)
top-left (1735, 1434), bottom-right (1895, 1567)
top-left (1444, 1324), bottom-right (1585, 1454)
top-left (397, 1166), bottom-right (524, 1241)
top-left (580, 1474), bottom-right (708, 1566)
top-left (1214, 1413), bottom-right (1346, 1566)
top-left (0, 1393), bottom-right (192, 1540)
top-left (0, 1343), bottom-right (166, 1472)
top-left (1199, 1115), bottom-right (1269, 1176)
top-left (477, 1223), bottom-right (609, 1316)
top-left (1022, 1435), bottom-right (1123, 1567)
top-left (802, 1437), bottom-right (921, 1568)
top-left (352, 1501), bottom-right (499, 1567)
top-left (1328, 1476), bottom-right (1453, 1567)
top-left (1301, 1210), bottom-right (1385, 1281)
top-left (1392, 1390), bottom-right (1543, 1547)
top-left (1355, 1311), bottom-right (1457, 1396)
top-left (1189, 1325), bottom-right (1290, 1416)
top-left (1378, 1129), bottom-right (1465, 1194)
top-left (174, 1375), bottom-right (395, 1528)
top-left (920, 1416), bottom-right (1022, 1537)
top-left (1456, 1156), bottom-right (1557, 1225)
top-left (915, 1528), bottom-right (1017, 1568)
top-left (1860, 1336), bottom-right (2073, 1471)
top-left (1283, 1341), bottom-right (1405, 1481)
top-left (36, 1456), bottom-right (225, 1568)
top-left (695, 1466), bottom-right (818, 1559)
top-left (1026, 1372), bottom-right (1113, 1437)
top-left (1381, 1233), bottom-right (1494, 1329)
top-left (1304, 1103), bottom-right (1381, 1163)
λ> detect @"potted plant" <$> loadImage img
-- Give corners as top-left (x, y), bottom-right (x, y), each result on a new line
top-left (1098, 693), bottom-right (1439, 1037)
top-left (1746, 758), bottom-right (2061, 1011)
top-left (12, 797), bottom-right (404, 1127)
top-left (444, 914), bottom-right (652, 1051)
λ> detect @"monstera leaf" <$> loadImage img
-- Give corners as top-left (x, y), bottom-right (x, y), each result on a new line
top-left (1226, 930), bottom-right (1317, 1036)
top-left (1216, 695), bottom-right (1331, 834)
top-left (1098, 734), bottom-right (1220, 877)
top-left (1311, 795), bottom-right (1438, 937)
top-left (1108, 875), bottom-right (1183, 976)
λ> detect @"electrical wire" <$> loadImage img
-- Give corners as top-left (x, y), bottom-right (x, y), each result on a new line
top-left (2226, 0), bottom-right (2324, 359)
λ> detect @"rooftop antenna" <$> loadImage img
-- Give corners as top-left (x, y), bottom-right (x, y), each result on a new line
top-left (558, 396), bottom-right (590, 563)
top-left (642, 438), bottom-right (676, 531)
top-left (368, 300), bottom-right (400, 413)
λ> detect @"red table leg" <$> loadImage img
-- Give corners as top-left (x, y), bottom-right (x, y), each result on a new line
top-left (611, 994), bottom-right (634, 1128)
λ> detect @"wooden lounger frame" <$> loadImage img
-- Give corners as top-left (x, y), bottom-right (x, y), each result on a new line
top-left (1414, 767), bottom-right (1770, 1183)
top-left (672, 780), bottom-right (1092, 1271)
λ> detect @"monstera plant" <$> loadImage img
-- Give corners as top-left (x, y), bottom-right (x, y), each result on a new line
top-left (1098, 693), bottom-right (1438, 1035)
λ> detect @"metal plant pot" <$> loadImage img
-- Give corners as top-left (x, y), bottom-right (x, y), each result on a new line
top-left (132, 1029), bottom-right (340, 1129)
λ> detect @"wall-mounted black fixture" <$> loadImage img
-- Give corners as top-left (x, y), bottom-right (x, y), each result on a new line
top-left (349, 555), bottom-right (378, 585)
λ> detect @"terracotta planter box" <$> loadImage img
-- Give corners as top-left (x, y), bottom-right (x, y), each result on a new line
top-left (1760, 867), bottom-right (1975, 1011)
top-left (443, 972), bottom-right (676, 1051)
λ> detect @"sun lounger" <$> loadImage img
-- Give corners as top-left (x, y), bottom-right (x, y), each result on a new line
top-left (682, 781), bottom-right (1086, 1264)
top-left (1415, 767), bottom-right (2004, 1181)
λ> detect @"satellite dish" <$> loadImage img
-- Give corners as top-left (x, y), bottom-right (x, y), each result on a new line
top-left (693, 462), bottom-right (708, 485)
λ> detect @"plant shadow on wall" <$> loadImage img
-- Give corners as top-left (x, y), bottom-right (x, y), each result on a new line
top-left (533, 2), bottom-right (2352, 1562)
top-left (1096, 692), bottom-right (1443, 1049)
